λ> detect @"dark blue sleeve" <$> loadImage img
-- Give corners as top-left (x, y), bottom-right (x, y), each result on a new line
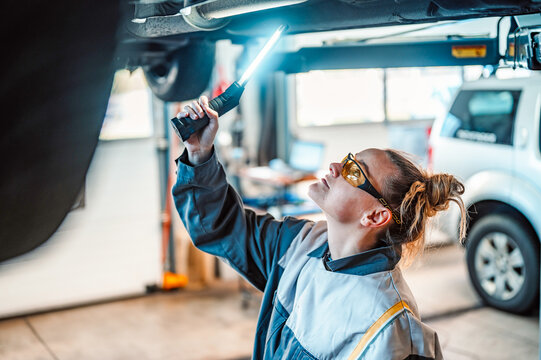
top-left (172, 148), bottom-right (309, 291)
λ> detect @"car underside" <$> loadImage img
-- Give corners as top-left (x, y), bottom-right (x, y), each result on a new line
top-left (120, 0), bottom-right (541, 100)
top-left (1, 0), bottom-right (541, 262)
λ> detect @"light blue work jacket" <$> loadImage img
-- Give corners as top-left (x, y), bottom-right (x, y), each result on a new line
top-left (173, 149), bottom-right (443, 360)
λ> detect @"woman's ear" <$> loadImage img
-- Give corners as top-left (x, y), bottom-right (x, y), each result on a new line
top-left (360, 208), bottom-right (392, 228)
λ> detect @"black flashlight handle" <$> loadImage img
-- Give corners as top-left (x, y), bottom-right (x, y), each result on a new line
top-left (170, 82), bottom-right (245, 142)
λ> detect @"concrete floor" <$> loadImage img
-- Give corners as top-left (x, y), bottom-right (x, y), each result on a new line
top-left (407, 244), bottom-right (539, 360)
top-left (0, 243), bottom-right (538, 360)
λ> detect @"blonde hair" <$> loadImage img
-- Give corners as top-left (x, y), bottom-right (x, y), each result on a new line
top-left (382, 149), bottom-right (467, 265)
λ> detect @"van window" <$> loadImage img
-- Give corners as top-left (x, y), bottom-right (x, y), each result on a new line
top-left (440, 90), bottom-right (521, 145)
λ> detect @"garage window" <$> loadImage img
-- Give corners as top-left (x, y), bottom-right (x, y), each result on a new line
top-left (294, 66), bottom-right (464, 127)
top-left (295, 69), bottom-right (385, 126)
top-left (385, 67), bottom-right (462, 122)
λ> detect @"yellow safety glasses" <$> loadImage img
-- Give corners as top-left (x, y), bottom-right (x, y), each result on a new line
top-left (341, 153), bottom-right (401, 224)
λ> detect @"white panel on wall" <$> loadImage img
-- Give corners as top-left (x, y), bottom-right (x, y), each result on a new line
top-left (0, 139), bottom-right (162, 318)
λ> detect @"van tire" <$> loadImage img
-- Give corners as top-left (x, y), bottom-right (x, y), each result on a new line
top-left (143, 41), bottom-right (215, 102)
top-left (466, 214), bottom-right (539, 314)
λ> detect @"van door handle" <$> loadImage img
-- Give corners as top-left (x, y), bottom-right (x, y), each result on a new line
top-left (517, 128), bottom-right (528, 148)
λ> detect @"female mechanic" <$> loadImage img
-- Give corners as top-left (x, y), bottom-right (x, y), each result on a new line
top-left (172, 96), bottom-right (467, 360)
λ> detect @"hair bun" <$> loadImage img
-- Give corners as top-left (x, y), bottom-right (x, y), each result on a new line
top-left (425, 173), bottom-right (465, 214)
top-left (383, 148), bottom-right (468, 265)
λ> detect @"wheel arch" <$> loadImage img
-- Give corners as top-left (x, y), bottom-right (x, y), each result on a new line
top-left (448, 170), bottom-right (541, 246)
top-left (466, 200), bottom-right (539, 247)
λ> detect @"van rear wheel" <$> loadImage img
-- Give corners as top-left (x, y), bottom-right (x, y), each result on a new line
top-left (143, 41), bottom-right (215, 102)
top-left (466, 214), bottom-right (539, 314)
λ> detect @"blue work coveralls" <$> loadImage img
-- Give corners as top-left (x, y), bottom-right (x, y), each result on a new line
top-left (173, 149), bottom-right (444, 360)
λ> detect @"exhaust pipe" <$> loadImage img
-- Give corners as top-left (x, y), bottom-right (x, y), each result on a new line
top-left (128, 0), bottom-right (306, 37)
top-left (190, 0), bottom-right (307, 20)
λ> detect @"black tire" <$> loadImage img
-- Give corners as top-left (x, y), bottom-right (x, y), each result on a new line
top-left (143, 41), bottom-right (215, 102)
top-left (466, 214), bottom-right (540, 314)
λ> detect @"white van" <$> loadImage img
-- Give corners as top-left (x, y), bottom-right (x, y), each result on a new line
top-left (429, 75), bottom-right (541, 313)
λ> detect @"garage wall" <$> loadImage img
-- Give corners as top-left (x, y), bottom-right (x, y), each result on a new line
top-left (0, 139), bottom-right (162, 318)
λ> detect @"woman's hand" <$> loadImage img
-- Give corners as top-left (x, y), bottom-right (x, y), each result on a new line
top-left (176, 95), bottom-right (219, 165)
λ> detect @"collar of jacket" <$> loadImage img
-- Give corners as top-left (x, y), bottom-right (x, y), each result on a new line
top-left (307, 241), bottom-right (401, 276)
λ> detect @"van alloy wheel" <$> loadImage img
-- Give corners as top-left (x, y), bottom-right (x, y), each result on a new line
top-left (474, 232), bottom-right (525, 301)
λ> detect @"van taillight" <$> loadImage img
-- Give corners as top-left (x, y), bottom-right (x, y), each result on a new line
top-left (427, 145), bottom-right (433, 171)
top-left (426, 126), bottom-right (433, 171)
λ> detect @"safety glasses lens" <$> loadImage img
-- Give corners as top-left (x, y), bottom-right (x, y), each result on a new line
top-left (341, 157), bottom-right (366, 187)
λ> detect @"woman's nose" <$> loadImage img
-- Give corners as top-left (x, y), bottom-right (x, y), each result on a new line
top-left (329, 162), bottom-right (342, 177)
